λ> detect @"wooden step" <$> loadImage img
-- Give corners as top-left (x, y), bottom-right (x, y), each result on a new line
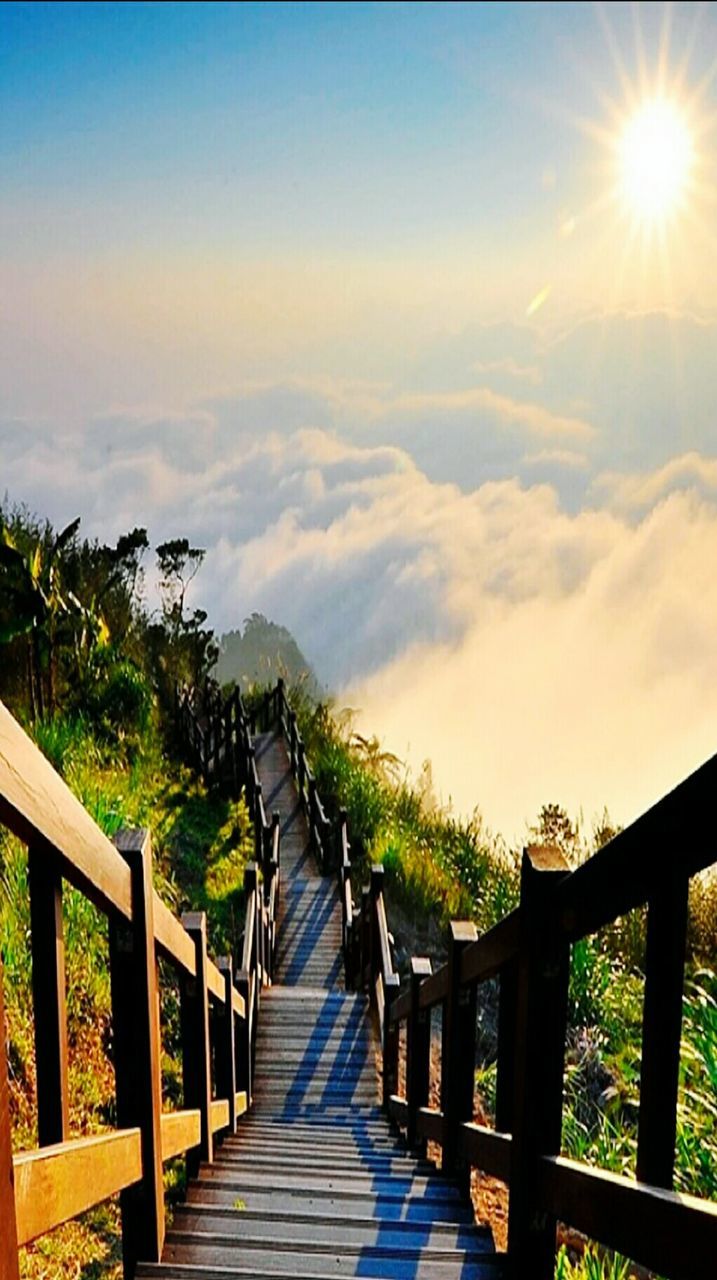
top-left (158, 1236), bottom-right (502, 1277)
top-left (172, 1204), bottom-right (481, 1246)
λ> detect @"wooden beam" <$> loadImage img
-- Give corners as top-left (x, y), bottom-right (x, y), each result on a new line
top-left (460, 1123), bottom-right (511, 1182)
top-left (181, 912), bottom-right (213, 1176)
top-left (28, 848), bottom-right (69, 1145)
top-left (406, 957), bottom-right (431, 1152)
top-left (160, 1110), bottom-right (201, 1163)
top-left (211, 1099), bottom-right (230, 1134)
top-left (152, 894), bottom-right (196, 977)
top-left (0, 955), bottom-right (20, 1280)
top-left (507, 846), bottom-right (571, 1280)
top-left (416, 1107), bottom-right (444, 1144)
top-left (13, 1130), bottom-right (142, 1247)
top-left (554, 750), bottom-right (717, 940)
top-left (206, 958), bottom-right (226, 1005)
top-left (216, 958), bottom-right (237, 1135)
top-left (109, 829), bottom-right (165, 1275)
top-left (418, 964), bottom-right (448, 1010)
top-left (441, 921), bottom-right (478, 1187)
top-left (388, 1095), bottom-right (408, 1127)
top-left (459, 910), bottom-right (519, 986)
top-left (495, 959), bottom-right (517, 1134)
top-left (0, 701), bottom-right (132, 919)
top-left (537, 1155), bottom-right (717, 1280)
top-left (637, 874), bottom-right (689, 1187)
top-left (235, 972), bottom-right (251, 1108)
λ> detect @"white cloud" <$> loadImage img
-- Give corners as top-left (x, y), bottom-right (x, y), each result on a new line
top-left (4, 309), bottom-right (717, 840)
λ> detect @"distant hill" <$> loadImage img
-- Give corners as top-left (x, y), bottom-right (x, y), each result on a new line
top-left (214, 612), bottom-right (321, 696)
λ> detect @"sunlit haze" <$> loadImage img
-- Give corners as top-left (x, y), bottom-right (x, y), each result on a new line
top-left (619, 98), bottom-right (693, 222)
top-left (3, 1), bottom-right (717, 839)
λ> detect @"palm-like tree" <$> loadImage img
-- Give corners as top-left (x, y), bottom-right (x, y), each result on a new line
top-left (0, 517), bottom-right (80, 718)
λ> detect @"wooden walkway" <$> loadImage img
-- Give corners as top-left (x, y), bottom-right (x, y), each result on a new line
top-left (138, 731), bottom-right (503, 1279)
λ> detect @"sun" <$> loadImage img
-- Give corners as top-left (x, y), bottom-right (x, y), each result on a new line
top-left (618, 98), bottom-right (694, 225)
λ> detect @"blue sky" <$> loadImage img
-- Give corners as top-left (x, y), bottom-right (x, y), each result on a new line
top-left (4, 2), bottom-right (710, 261)
top-left (2, 2), bottom-right (717, 836)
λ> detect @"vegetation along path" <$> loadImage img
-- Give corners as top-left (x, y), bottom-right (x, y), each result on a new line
top-left (138, 727), bottom-right (504, 1279)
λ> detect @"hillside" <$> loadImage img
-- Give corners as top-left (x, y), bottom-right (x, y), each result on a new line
top-left (214, 613), bottom-right (320, 696)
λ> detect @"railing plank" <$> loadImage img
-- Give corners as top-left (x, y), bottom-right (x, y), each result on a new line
top-left (418, 964), bottom-right (448, 1010)
top-left (554, 751), bottom-right (717, 940)
top-left (0, 701), bottom-right (132, 919)
top-left (160, 1110), bottom-right (201, 1163)
top-left (181, 912), bottom-right (213, 1175)
top-left (211, 1099), bottom-right (230, 1133)
top-left (416, 1107), bottom-right (444, 1144)
top-left (28, 848), bottom-right (69, 1145)
top-left (460, 1123), bottom-right (512, 1181)
top-left (206, 958), bottom-right (226, 1004)
top-left (388, 987), bottom-right (411, 1024)
top-left (459, 911), bottom-right (519, 987)
top-left (388, 1095), bottom-right (408, 1127)
top-left (637, 874), bottom-right (689, 1188)
top-left (153, 893), bottom-right (196, 977)
top-left (13, 1130), bottom-right (142, 1247)
top-left (407, 957), bottom-right (432, 1151)
top-left (537, 1156), bottom-right (717, 1280)
top-left (109, 829), bottom-right (165, 1270)
top-left (0, 954), bottom-right (20, 1279)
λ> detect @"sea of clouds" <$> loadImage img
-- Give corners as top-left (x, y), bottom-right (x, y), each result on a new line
top-left (4, 309), bottom-right (717, 838)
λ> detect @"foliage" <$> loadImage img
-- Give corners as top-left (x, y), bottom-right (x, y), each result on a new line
top-left (215, 612), bottom-right (321, 696)
top-left (555, 1245), bottom-right (631, 1280)
top-left (286, 684), bottom-right (519, 947)
top-left (0, 501), bottom-right (217, 729)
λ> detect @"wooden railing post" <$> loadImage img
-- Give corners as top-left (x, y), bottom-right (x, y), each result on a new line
top-left (244, 863), bottom-right (261, 997)
top-left (636, 874), bottom-right (689, 1188)
top-left (297, 741), bottom-right (306, 799)
top-left (254, 786), bottom-right (264, 863)
top-left (289, 711), bottom-right (297, 774)
top-left (507, 846), bottom-right (571, 1280)
top-left (276, 677), bottom-right (284, 726)
top-left (28, 848), bottom-right (69, 1146)
top-left (495, 959), bottom-right (518, 1133)
top-left (360, 886), bottom-right (371, 991)
top-left (235, 971), bottom-right (252, 1106)
top-left (441, 921), bottom-right (478, 1186)
top-left (383, 974), bottom-right (400, 1111)
top-left (108, 830), bottom-right (164, 1275)
top-left (0, 954), bottom-right (20, 1280)
top-left (216, 957), bottom-right (237, 1135)
top-left (369, 866), bottom-right (384, 992)
top-left (246, 746), bottom-right (256, 819)
top-left (308, 777), bottom-right (317, 860)
top-left (407, 957), bottom-right (432, 1151)
top-left (181, 911), bottom-right (213, 1178)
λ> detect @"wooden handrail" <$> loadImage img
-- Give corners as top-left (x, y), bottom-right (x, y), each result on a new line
top-left (13, 1129), bottom-right (143, 1247)
top-left (374, 748), bottom-right (717, 1280)
top-left (0, 700), bottom-right (133, 919)
top-left (0, 685), bottom-right (279, 1273)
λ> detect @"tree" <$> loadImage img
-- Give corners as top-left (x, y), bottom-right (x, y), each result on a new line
top-left (151, 539), bottom-right (216, 703)
top-left (0, 515), bottom-right (80, 718)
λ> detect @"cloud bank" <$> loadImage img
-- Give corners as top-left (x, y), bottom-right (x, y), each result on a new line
top-left (3, 309), bottom-right (717, 838)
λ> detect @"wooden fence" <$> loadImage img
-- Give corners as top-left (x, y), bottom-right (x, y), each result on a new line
top-left (0, 694), bottom-right (278, 1280)
top-left (262, 678), bottom-right (717, 1280)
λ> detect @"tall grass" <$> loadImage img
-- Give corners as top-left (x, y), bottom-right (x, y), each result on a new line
top-left (282, 683), bottom-right (717, 1280)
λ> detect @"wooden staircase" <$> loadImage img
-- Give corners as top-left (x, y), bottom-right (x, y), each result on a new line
top-left (138, 728), bottom-right (503, 1279)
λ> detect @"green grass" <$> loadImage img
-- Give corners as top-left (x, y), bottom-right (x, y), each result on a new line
top-left (1, 707), bottom-right (253, 1279)
top-left (280, 683), bottom-right (717, 1280)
